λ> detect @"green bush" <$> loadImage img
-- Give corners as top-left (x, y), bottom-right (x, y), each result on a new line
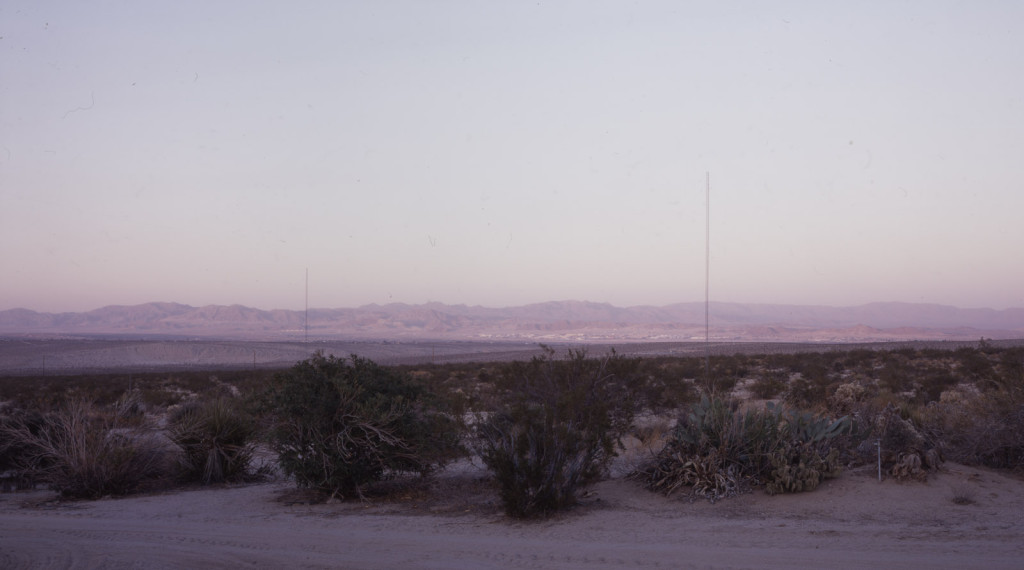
top-left (257, 353), bottom-right (463, 498)
top-left (474, 348), bottom-right (637, 518)
top-left (749, 371), bottom-right (787, 400)
top-left (167, 398), bottom-right (258, 484)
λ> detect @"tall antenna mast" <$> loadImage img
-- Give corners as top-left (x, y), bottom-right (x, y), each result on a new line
top-left (305, 268), bottom-right (309, 344)
top-left (704, 172), bottom-right (711, 391)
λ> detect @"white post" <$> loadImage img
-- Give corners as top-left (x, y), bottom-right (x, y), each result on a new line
top-left (876, 439), bottom-right (882, 482)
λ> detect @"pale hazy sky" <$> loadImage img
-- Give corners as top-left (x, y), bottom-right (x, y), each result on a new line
top-left (2, 1), bottom-right (1023, 313)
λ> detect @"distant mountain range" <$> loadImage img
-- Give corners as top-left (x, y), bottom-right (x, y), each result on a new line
top-left (1, 301), bottom-right (1023, 342)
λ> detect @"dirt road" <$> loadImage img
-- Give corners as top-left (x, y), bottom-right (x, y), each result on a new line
top-left (2, 463), bottom-right (1021, 569)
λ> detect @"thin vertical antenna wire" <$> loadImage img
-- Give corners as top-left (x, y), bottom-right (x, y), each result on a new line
top-left (704, 172), bottom-right (711, 391)
top-left (305, 268), bottom-right (309, 344)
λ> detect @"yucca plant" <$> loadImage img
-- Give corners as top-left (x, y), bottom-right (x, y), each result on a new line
top-left (167, 398), bottom-right (257, 484)
top-left (636, 397), bottom-right (775, 501)
top-left (634, 397), bottom-right (850, 500)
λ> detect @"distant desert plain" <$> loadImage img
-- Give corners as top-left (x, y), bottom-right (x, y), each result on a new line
top-left (3, 299), bottom-right (1024, 374)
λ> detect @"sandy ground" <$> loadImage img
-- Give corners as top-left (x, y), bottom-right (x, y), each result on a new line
top-left (2, 460), bottom-right (1022, 570)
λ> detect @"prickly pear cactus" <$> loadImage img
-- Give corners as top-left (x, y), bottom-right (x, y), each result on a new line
top-left (764, 441), bottom-right (842, 495)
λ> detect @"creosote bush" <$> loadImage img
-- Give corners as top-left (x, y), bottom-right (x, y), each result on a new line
top-left (167, 398), bottom-right (258, 484)
top-left (257, 353), bottom-right (463, 498)
top-left (474, 348), bottom-right (637, 518)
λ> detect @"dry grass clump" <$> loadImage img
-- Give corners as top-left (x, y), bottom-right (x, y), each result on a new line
top-left (949, 481), bottom-right (977, 505)
top-left (0, 399), bottom-right (173, 498)
top-left (0, 406), bottom-right (46, 491)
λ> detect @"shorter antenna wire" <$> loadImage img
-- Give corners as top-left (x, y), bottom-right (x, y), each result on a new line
top-left (305, 268), bottom-right (309, 344)
top-left (704, 172), bottom-right (711, 392)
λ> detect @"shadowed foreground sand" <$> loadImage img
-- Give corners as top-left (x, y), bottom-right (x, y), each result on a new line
top-left (2, 462), bottom-right (1022, 569)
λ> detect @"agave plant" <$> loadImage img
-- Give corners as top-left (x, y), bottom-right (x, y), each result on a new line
top-left (778, 405), bottom-right (851, 443)
top-left (634, 397), bottom-right (853, 500)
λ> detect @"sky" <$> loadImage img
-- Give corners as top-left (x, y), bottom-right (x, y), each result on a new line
top-left (2, 1), bottom-right (1023, 313)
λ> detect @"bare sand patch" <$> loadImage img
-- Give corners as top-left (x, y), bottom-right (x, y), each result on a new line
top-left (2, 461), bottom-right (1021, 569)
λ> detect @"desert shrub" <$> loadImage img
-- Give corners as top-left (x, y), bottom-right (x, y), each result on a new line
top-left (922, 388), bottom-right (1024, 470)
top-left (783, 376), bottom-right (828, 410)
top-left (628, 358), bottom-right (698, 412)
top-left (913, 343), bottom-right (1024, 468)
top-left (0, 370), bottom-right (278, 415)
top-left (711, 354), bottom-right (749, 380)
top-left (257, 353), bottom-right (463, 498)
top-left (707, 374), bottom-right (740, 396)
top-left (998, 347), bottom-right (1024, 379)
top-left (849, 402), bottom-right (943, 481)
top-left (914, 370), bottom-right (959, 405)
top-left (828, 382), bottom-right (868, 416)
top-left (113, 389), bottom-right (148, 426)
top-left (0, 400), bottom-right (172, 498)
top-left (749, 370), bottom-right (787, 400)
top-left (474, 348), bottom-right (637, 518)
top-left (665, 357), bottom-right (706, 381)
top-left (0, 406), bottom-right (47, 491)
top-left (634, 374), bottom-right (696, 412)
top-left (167, 398), bottom-right (258, 484)
top-left (842, 349), bottom-right (878, 370)
top-left (954, 347), bottom-right (995, 380)
top-left (790, 353), bottom-right (830, 385)
top-left (633, 397), bottom-right (850, 501)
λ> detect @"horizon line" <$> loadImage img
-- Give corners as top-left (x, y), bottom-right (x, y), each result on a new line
top-left (4, 298), bottom-right (1024, 315)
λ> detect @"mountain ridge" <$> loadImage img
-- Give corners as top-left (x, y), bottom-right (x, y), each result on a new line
top-left (2, 300), bottom-right (1023, 343)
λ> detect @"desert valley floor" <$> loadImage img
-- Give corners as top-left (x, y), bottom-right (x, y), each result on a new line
top-left (4, 337), bottom-right (1022, 375)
